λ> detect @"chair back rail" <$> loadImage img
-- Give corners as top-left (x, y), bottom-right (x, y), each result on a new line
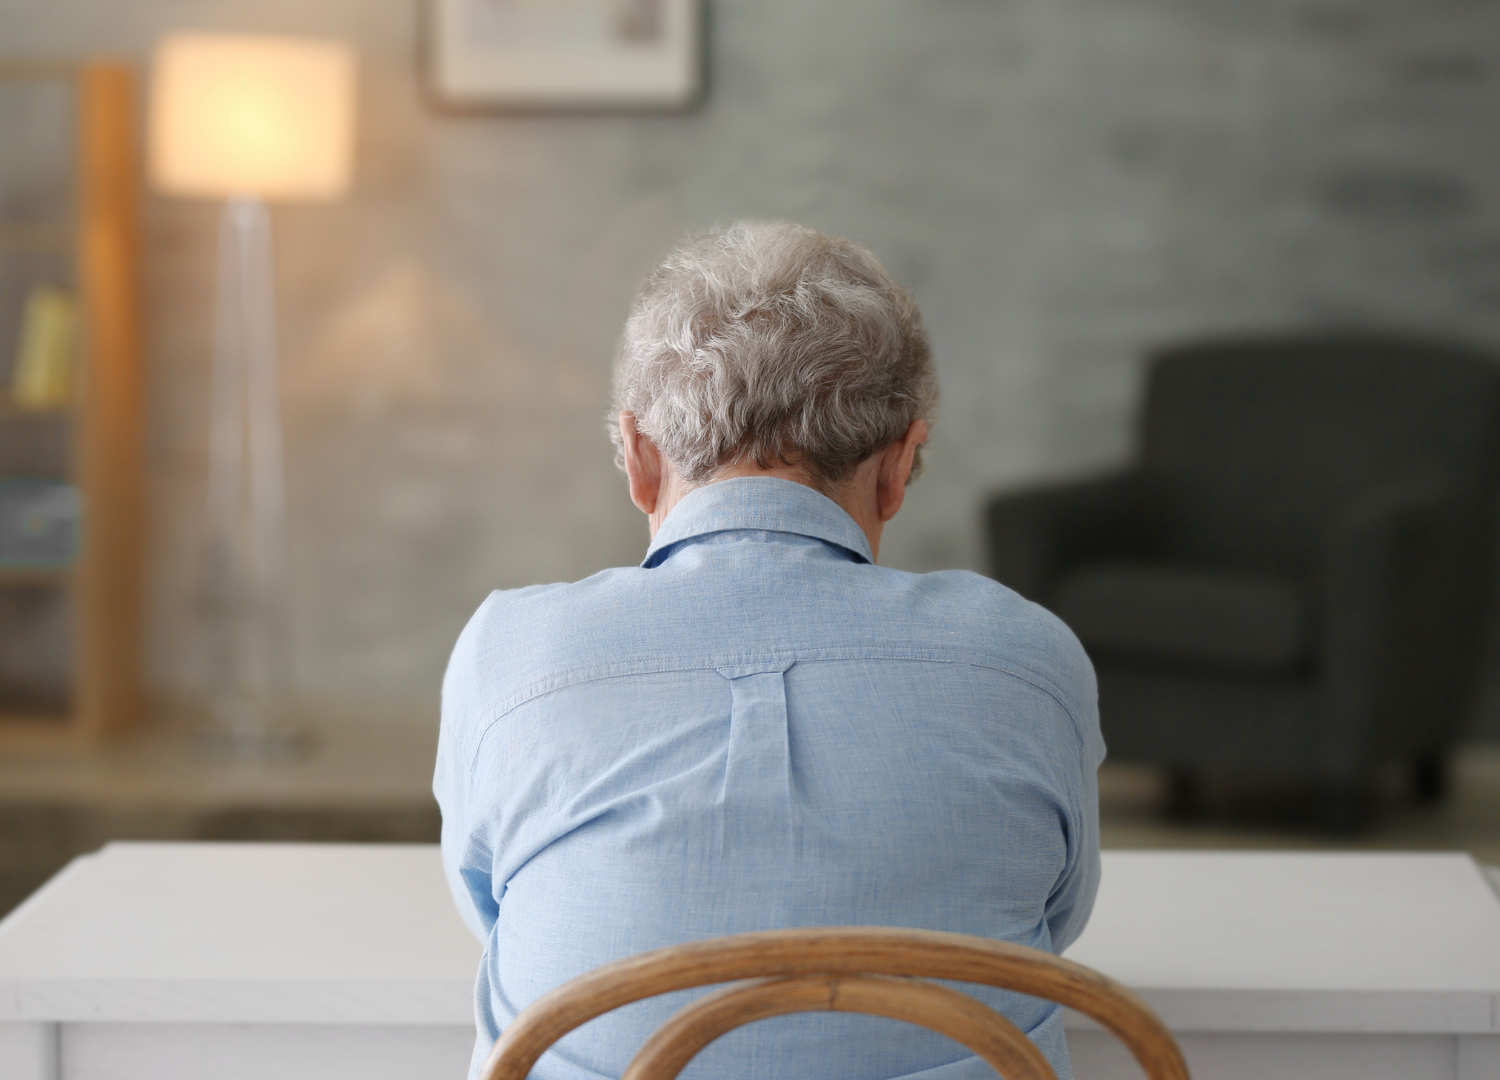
top-left (620, 973), bottom-right (1057, 1080)
top-left (480, 926), bottom-right (1189, 1080)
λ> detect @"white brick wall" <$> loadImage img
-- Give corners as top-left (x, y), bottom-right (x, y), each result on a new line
top-left (4, 0), bottom-right (1497, 726)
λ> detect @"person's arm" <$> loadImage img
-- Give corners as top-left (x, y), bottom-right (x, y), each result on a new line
top-left (1043, 734), bottom-right (1102, 953)
top-left (434, 597), bottom-right (502, 945)
top-left (1041, 632), bottom-right (1105, 954)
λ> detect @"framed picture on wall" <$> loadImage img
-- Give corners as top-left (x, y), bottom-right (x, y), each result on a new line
top-left (426, 0), bottom-right (703, 109)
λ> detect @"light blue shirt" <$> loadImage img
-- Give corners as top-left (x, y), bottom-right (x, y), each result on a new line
top-left (436, 477), bottom-right (1103, 1080)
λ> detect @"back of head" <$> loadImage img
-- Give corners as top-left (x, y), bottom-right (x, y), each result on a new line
top-left (612, 222), bottom-right (937, 491)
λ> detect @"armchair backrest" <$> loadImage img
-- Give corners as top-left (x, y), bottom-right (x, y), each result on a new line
top-left (1138, 334), bottom-right (1500, 570)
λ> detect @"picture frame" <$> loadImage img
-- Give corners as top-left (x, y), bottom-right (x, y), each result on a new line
top-left (426, 0), bottom-right (703, 110)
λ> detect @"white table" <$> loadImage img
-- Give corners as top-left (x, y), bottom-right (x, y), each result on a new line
top-left (0, 844), bottom-right (1497, 1080)
top-left (1064, 851), bottom-right (1500, 1080)
top-left (0, 844), bottom-right (478, 1080)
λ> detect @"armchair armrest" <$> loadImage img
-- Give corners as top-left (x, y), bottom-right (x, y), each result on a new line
top-left (1319, 476), bottom-right (1489, 764)
top-left (983, 473), bottom-right (1153, 601)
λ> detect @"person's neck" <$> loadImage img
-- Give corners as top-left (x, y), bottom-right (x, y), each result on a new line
top-left (649, 459), bottom-right (885, 562)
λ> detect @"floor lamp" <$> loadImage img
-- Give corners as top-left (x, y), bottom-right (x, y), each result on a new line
top-left (149, 33), bottom-right (356, 756)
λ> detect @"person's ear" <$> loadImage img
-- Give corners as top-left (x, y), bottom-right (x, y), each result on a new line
top-left (876, 418), bottom-right (929, 522)
top-left (620, 411), bottom-right (663, 515)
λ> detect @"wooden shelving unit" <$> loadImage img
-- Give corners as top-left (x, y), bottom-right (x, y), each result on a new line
top-left (0, 61), bottom-right (143, 746)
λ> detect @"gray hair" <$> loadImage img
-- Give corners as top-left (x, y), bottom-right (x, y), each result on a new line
top-left (610, 222), bottom-right (936, 490)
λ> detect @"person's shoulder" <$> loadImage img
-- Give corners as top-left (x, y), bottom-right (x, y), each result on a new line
top-left (920, 567), bottom-right (1082, 645)
top-left (883, 567), bottom-right (1096, 726)
top-left (451, 566), bottom-right (646, 666)
top-left (441, 565), bottom-right (653, 750)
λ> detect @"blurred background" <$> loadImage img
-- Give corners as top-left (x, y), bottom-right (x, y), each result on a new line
top-left (2, 0), bottom-right (1500, 916)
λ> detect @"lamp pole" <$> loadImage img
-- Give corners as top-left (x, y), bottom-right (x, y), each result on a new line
top-left (201, 195), bottom-right (300, 756)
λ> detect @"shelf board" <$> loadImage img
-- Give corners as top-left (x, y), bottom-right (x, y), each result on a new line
top-left (0, 564), bottom-right (72, 586)
top-left (0, 401), bottom-right (73, 419)
top-left (0, 223), bottom-right (73, 253)
top-left (0, 60), bottom-right (79, 81)
top-left (0, 715), bottom-right (79, 750)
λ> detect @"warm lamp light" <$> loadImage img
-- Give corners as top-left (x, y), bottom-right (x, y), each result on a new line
top-left (149, 31), bottom-right (357, 759)
top-left (150, 33), bottom-right (354, 201)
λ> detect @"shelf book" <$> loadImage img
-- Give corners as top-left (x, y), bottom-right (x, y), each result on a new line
top-left (0, 61), bottom-right (143, 745)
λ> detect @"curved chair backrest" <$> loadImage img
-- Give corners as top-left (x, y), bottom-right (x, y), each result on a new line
top-left (479, 927), bottom-right (1190, 1080)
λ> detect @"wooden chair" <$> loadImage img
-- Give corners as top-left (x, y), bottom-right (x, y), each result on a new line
top-left (480, 926), bottom-right (1189, 1080)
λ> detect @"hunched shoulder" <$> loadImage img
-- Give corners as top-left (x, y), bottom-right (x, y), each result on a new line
top-left (447, 565), bottom-right (665, 690)
top-left (871, 566), bottom-right (1096, 725)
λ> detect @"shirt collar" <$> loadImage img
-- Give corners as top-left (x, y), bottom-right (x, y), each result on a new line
top-left (642, 477), bottom-right (874, 568)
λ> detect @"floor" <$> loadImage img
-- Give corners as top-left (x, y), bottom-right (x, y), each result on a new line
top-left (2, 713), bottom-right (1498, 919)
top-left (0, 709), bottom-right (442, 918)
top-left (1098, 745), bottom-right (1500, 867)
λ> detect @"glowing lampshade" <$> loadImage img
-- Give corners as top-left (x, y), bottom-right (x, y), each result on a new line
top-left (150, 32), bottom-right (356, 201)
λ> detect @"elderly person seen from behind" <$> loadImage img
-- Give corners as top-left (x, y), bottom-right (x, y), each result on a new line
top-left (436, 222), bottom-right (1103, 1080)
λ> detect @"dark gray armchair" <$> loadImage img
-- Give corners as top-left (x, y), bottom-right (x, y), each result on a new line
top-left (985, 335), bottom-right (1500, 831)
